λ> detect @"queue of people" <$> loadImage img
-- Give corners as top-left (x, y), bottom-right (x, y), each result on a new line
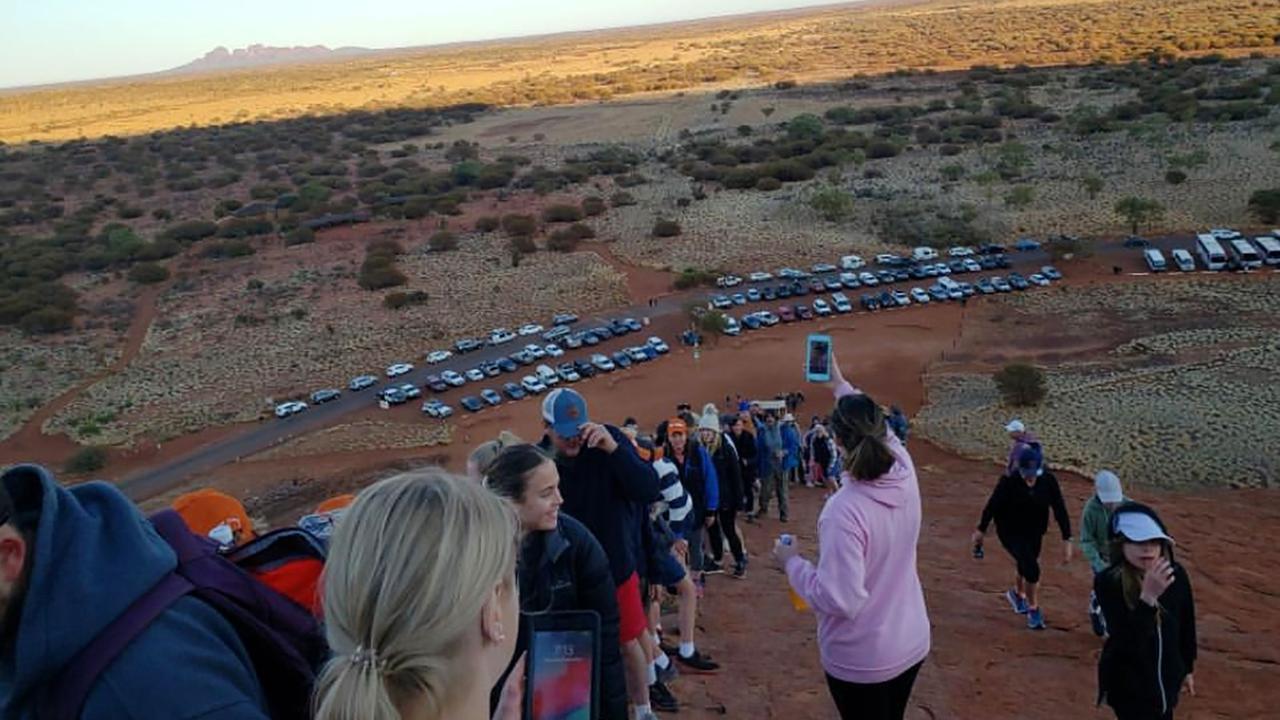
top-left (0, 363), bottom-right (1199, 720)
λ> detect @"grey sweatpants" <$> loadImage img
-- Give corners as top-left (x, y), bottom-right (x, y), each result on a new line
top-left (757, 470), bottom-right (789, 520)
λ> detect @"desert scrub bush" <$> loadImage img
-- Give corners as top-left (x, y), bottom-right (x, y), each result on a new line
top-left (65, 446), bottom-right (108, 474)
top-left (502, 214), bottom-right (537, 237)
top-left (284, 227), bottom-right (315, 246)
top-left (1114, 196), bottom-right (1165, 235)
top-left (993, 363), bottom-right (1047, 407)
top-left (547, 229), bottom-right (581, 252)
top-left (427, 230), bottom-right (459, 251)
top-left (542, 204), bottom-right (584, 223)
top-left (474, 215), bottom-right (500, 232)
top-left (809, 187), bottom-right (854, 222)
top-left (383, 290), bottom-right (429, 309)
top-left (755, 177), bottom-right (782, 191)
top-left (1164, 170), bottom-right (1187, 185)
top-left (127, 262), bottom-right (169, 284)
top-left (1247, 188), bottom-right (1280, 224)
top-left (403, 195), bottom-right (433, 219)
top-left (1004, 186), bottom-right (1035, 208)
top-left (116, 205), bottom-right (144, 219)
top-left (160, 220), bottom-right (218, 243)
top-left (200, 239), bottom-right (255, 259)
top-left (940, 164), bottom-right (966, 182)
top-left (216, 218), bottom-right (273, 239)
top-left (581, 196), bottom-right (606, 217)
top-left (652, 219), bottom-right (682, 238)
top-left (673, 268), bottom-right (718, 290)
top-left (615, 173), bottom-right (647, 188)
top-left (610, 192), bottom-right (636, 207)
top-left (865, 140), bottom-right (901, 159)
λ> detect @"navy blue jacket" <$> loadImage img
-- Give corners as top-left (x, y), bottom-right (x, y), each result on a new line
top-left (541, 425), bottom-right (660, 585)
top-left (519, 514), bottom-right (627, 720)
top-left (0, 465), bottom-right (269, 720)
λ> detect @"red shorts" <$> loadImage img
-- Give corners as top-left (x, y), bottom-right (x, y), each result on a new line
top-left (615, 572), bottom-right (647, 644)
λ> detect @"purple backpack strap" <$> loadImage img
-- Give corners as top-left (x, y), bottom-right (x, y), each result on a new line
top-left (36, 572), bottom-right (193, 720)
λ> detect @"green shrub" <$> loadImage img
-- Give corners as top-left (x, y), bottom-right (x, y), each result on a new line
top-left (866, 140), bottom-right (901, 159)
top-left (652, 219), bottom-right (682, 237)
top-left (201, 239), bottom-right (256, 259)
top-left (542, 204), bottom-right (583, 223)
top-left (940, 164), bottom-right (966, 181)
top-left (404, 195), bottom-right (433, 219)
top-left (993, 363), bottom-right (1047, 407)
top-left (475, 215), bottom-right (500, 232)
top-left (65, 446), bottom-right (108, 474)
top-left (358, 260), bottom-right (407, 290)
top-left (284, 227), bottom-right (315, 246)
top-left (581, 197), bottom-right (607, 217)
top-left (1248, 188), bottom-right (1280, 224)
top-left (151, 208), bottom-right (172, 221)
top-left (809, 187), bottom-right (854, 221)
top-left (428, 230), bottom-right (459, 251)
top-left (547, 229), bottom-right (581, 252)
top-left (610, 192), bottom-right (636, 207)
top-left (18, 306), bottom-right (75, 334)
top-left (1164, 170), bottom-right (1187, 185)
top-left (383, 290), bottom-right (429, 309)
top-left (161, 220), bottom-right (218, 243)
top-left (1004, 186), bottom-right (1035, 207)
top-left (502, 214), bottom-right (537, 237)
top-left (117, 206), bottom-right (144, 219)
top-left (673, 268), bottom-right (718, 289)
top-left (216, 218), bottom-right (273, 239)
top-left (755, 177), bottom-right (782, 191)
top-left (127, 262), bottom-right (169, 284)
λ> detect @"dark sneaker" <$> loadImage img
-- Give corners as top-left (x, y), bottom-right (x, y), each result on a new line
top-left (779, 515), bottom-right (789, 523)
top-left (656, 658), bottom-right (679, 684)
top-left (1090, 609), bottom-right (1106, 637)
top-left (1006, 588), bottom-right (1029, 614)
top-left (676, 649), bottom-right (720, 673)
top-left (703, 559), bottom-right (724, 575)
top-left (732, 560), bottom-right (746, 579)
top-left (659, 639), bottom-right (679, 656)
top-left (1027, 607), bottom-right (1046, 630)
top-left (649, 681), bottom-right (679, 712)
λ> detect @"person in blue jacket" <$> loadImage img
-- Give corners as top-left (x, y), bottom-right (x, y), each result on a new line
top-left (0, 464), bottom-right (270, 719)
top-left (781, 413), bottom-right (803, 486)
top-left (662, 418), bottom-right (718, 574)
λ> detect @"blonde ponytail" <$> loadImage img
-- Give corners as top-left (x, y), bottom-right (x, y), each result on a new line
top-left (314, 468), bottom-right (519, 720)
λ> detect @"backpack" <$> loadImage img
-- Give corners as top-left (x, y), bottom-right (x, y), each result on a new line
top-left (36, 510), bottom-right (329, 720)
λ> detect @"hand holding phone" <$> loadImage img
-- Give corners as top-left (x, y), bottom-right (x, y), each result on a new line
top-left (526, 611), bottom-right (601, 720)
top-left (804, 334), bottom-right (832, 383)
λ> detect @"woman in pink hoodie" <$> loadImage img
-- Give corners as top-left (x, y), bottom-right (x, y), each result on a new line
top-left (772, 353), bottom-right (931, 720)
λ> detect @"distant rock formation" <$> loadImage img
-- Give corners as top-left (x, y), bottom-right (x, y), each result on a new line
top-left (169, 44), bottom-right (373, 74)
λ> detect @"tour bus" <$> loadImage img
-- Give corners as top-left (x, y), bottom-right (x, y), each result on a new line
top-left (1195, 233), bottom-right (1227, 270)
top-left (1254, 236), bottom-right (1280, 267)
top-left (1228, 238), bottom-right (1262, 270)
top-left (1143, 248), bottom-right (1167, 272)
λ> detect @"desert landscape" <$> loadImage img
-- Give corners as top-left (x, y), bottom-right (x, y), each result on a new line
top-left (3, 0), bottom-right (1280, 717)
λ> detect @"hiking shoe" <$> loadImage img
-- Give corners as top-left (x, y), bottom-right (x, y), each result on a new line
top-left (656, 658), bottom-right (680, 684)
top-left (703, 559), bottom-right (724, 575)
top-left (1006, 589), bottom-right (1029, 615)
top-left (732, 560), bottom-right (746, 579)
top-left (676, 649), bottom-right (721, 673)
top-left (1027, 607), bottom-right (1046, 630)
top-left (780, 515), bottom-right (789, 523)
top-left (649, 681), bottom-right (679, 713)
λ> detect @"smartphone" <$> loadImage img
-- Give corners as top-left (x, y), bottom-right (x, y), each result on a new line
top-left (804, 333), bottom-right (832, 383)
top-left (525, 610), bottom-right (600, 720)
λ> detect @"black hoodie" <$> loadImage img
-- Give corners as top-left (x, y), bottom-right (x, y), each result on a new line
top-left (1095, 504), bottom-right (1197, 718)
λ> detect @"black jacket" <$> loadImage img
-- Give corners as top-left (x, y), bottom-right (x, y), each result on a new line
top-left (519, 514), bottom-right (627, 720)
top-left (707, 435), bottom-right (744, 514)
top-left (978, 470), bottom-right (1072, 541)
top-left (1096, 562), bottom-right (1197, 717)
top-left (733, 429), bottom-right (757, 484)
top-left (540, 425), bottom-right (660, 585)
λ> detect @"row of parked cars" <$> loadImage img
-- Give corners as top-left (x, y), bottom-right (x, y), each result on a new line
top-left (715, 243), bottom-right (1042, 289)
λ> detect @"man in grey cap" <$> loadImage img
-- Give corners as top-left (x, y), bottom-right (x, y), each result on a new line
top-left (1003, 419), bottom-right (1039, 475)
top-left (1081, 470), bottom-right (1127, 636)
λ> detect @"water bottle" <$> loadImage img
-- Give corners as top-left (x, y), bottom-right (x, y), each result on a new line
top-left (780, 534), bottom-right (809, 611)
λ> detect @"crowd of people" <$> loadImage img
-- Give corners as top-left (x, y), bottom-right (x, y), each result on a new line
top-left (0, 353), bottom-right (1198, 720)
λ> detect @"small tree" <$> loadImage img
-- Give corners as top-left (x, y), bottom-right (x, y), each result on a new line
top-left (475, 215), bottom-right (500, 232)
top-left (1247, 188), bottom-right (1280, 224)
top-left (1048, 236), bottom-right (1095, 262)
top-left (284, 227), bottom-right (315, 246)
top-left (652, 219), bottom-right (682, 238)
top-left (127, 262), bottom-right (169, 284)
top-left (786, 113), bottom-right (825, 140)
top-left (428, 231), bottom-right (459, 251)
top-left (993, 363), bottom-right (1047, 407)
top-left (65, 446), bottom-right (108, 474)
top-left (1164, 170), bottom-right (1187, 185)
top-left (809, 187), bottom-right (854, 222)
top-left (581, 197), bottom-right (607, 217)
top-left (1081, 175), bottom-right (1104, 199)
top-left (1004, 186), bottom-right (1035, 208)
top-left (502, 213), bottom-right (537, 237)
top-left (542, 204), bottom-right (583, 223)
top-left (1114, 197), bottom-right (1165, 235)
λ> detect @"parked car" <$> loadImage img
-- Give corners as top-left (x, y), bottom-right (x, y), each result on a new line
top-left (808, 278), bottom-right (826, 294)
top-left (992, 254), bottom-right (1012, 269)
top-left (791, 282), bottom-right (809, 297)
top-left (794, 304), bottom-right (814, 320)
top-left (562, 333), bottom-right (584, 349)
top-left (1040, 265), bottom-right (1063, 281)
top-left (840, 254), bottom-right (866, 270)
top-left (521, 375), bottom-right (548, 394)
top-left (1170, 250), bottom-right (1196, 272)
top-left (543, 325), bottom-right (571, 342)
top-left (891, 290), bottom-right (911, 307)
top-left (626, 346), bottom-right (649, 362)
top-left (553, 312), bottom-right (579, 326)
top-left (455, 338), bottom-right (483, 353)
top-left (422, 399), bottom-right (454, 418)
top-left (544, 344), bottom-right (565, 358)
top-left (523, 344), bottom-right (546, 359)
top-left (426, 350), bottom-right (452, 364)
top-left (518, 323), bottom-right (544, 336)
top-left (1008, 273), bottom-right (1030, 291)
top-left (441, 370), bottom-right (466, 387)
top-left (557, 363), bottom-right (581, 383)
top-left (712, 295), bottom-right (733, 310)
top-left (591, 325), bottom-right (613, 340)
top-left (310, 388), bottom-right (341, 404)
top-left (859, 271), bottom-right (880, 287)
top-left (573, 360), bottom-right (597, 378)
top-left (948, 260), bottom-right (969, 274)
top-left (535, 364), bottom-right (560, 386)
top-left (591, 353), bottom-right (616, 372)
top-left (878, 290), bottom-right (896, 307)
top-left (962, 259), bottom-right (982, 273)
top-left (647, 336), bottom-right (670, 354)
top-left (777, 305), bottom-right (796, 322)
top-left (348, 375), bottom-right (378, 392)
top-left (979, 243), bottom-right (1006, 255)
top-left (746, 287), bottom-right (762, 302)
top-left (1028, 273), bottom-right (1050, 286)
top-left (461, 368), bottom-right (482, 383)
top-left (489, 329), bottom-right (517, 345)
top-left (912, 247), bottom-right (939, 262)
top-left (860, 293), bottom-right (880, 311)
top-left (823, 277), bottom-right (843, 292)
top-left (748, 271), bottom-right (773, 282)
top-left (976, 278), bottom-right (996, 294)
top-left (379, 387), bottom-right (408, 405)
top-left (274, 401), bottom-right (308, 418)
top-left (398, 383), bottom-right (422, 400)
top-left (480, 389), bottom-right (503, 406)
top-left (1122, 235), bottom-right (1149, 248)
top-left (927, 285), bottom-right (949, 302)
top-left (510, 351), bottom-right (534, 366)
top-left (386, 362), bottom-right (414, 378)
top-left (948, 246), bottom-right (975, 257)
top-left (991, 276), bottom-right (1013, 292)
top-left (730, 293), bottom-right (747, 306)
top-left (957, 282), bottom-right (976, 297)
top-left (460, 396), bottom-right (484, 412)
top-left (502, 382), bottom-right (527, 400)
top-left (813, 298), bottom-right (833, 316)
top-left (581, 332), bottom-right (601, 346)
top-left (875, 253), bottom-right (901, 266)
top-left (723, 316), bottom-right (741, 335)
top-left (496, 357), bottom-right (518, 374)
top-left (910, 287), bottom-right (931, 304)
top-left (426, 374), bottom-right (448, 393)
top-left (812, 262), bottom-right (838, 274)
top-left (480, 361), bottom-right (501, 378)
top-left (831, 293), bottom-right (853, 313)
top-left (776, 284), bottom-right (792, 299)
top-left (716, 274), bottom-right (743, 288)
top-left (608, 351), bottom-right (630, 369)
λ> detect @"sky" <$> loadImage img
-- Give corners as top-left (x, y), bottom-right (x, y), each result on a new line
top-left (0, 0), bottom-right (852, 88)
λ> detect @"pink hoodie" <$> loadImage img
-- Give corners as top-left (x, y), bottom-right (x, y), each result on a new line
top-left (785, 380), bottom-right (931, 683)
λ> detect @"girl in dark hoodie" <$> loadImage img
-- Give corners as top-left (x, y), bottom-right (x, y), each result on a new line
top-left (1095, 502), bottom-right (1196, 720)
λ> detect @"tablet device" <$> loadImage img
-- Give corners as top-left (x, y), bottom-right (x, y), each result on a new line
top-left (525, 610), bottom-right (601, 720)
top-left (805, 333), bottom-right (832, 383)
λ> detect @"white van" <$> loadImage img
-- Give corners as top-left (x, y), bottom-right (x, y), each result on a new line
top-left (830, 292), bottom-right (853, 313)
top-left (1170, 249), bottom-right (1195, 272)
top-left (938, 276), bottom-right (960, 291)
top-left (535, 364), bottom-right (560, 386)
top-left (1143, 248), bottom-right (1167, 272)
top-left (912, 246), bottom-right (939, 262)
top-left (840, 254), bottom-right (865, 271)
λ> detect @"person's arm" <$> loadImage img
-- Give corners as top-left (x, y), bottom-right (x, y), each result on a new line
top-left (606, 426), bottom-right (660, 503)
top-left (1080, 503), bottom-right (1107, 573)
top-left (785, 510), bottom-right (869, 620)
top-left (1177, 565), bottom-right (1197, 674)
top-left (1049, 477), bottom-right (1073, 541)
top-left (1095, 569), bottom-right (1158, 650)
top-left (977, 478), bottom-right (1005, 534)
top-left (701, 446), bottom-right (719, 513)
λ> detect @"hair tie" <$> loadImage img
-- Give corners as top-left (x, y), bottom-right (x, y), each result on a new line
top-left (350, 645), bottom-right (387, 672)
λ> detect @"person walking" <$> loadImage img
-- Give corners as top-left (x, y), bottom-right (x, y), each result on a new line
top-left (730, 413), bottom-right (758, 521)
top-left (698, 405), bottom-right (748, 578)
top-left (755, 412), bottom-right (788, 523)
top-left (1003, 419), bottom-right (1040, 475)
top-left (971, 445), bottom-right (1073, 630)
top-left (773, 352), bottom-right (930, 720)
top-left (484, 444), bottom-right (629, 720)
top-left (1095, 502), bottom-right (1196, 720)
top-left (801, 416), bottom-right (820, 487)
top-left (781, 414), bottom-right (802, 487)
top-left (663, 418), bottom-right (719, 578)
top-left (1082, 470), bottom-right (1128, 636)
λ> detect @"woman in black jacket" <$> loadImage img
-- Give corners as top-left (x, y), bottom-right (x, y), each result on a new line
top-left (730, 413), bottom-right (758, 519)
top-left (1096, 502), bottom-right (1196, 720)
top-left (485, 443), bottom-right (628, 720)
top-left (698, 406), bottom-right (747, 578)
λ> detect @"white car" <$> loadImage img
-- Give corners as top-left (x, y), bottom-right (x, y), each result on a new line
top-left (933, 263), bottom-right (951, 275)
top-left (489, 329), bottom-right (516, 345)
top-left (647, 336), bottom-right (670, 354)
top-left (812, 298), bottom-right (832, 316)
top-left (1209, 228), bottom-right (1241, 241)
top-left (910, 287), bottom-right (931, 304)
top-left (590, 353), bottom-right (616, 371)
top-left (386, 362), bottom-right (414, 378)
top-left (421, 399), bottom-right (454, 418)
top-left (716, 274), bottom-right (743, 288)
top-left (875, 253), bottom-right (899, 265)
top-left (557, 364), bottom-right (581, 383)
top-left (756, 310), bottom-right (780, 326)
top-left (962, 259), bottom-right (982, 273)
top-left (544, 344), bottom-right (565, 358)
top-left (426, 350), bottom-right (452, 364)
top-left (830, 293), bottom-right (852, 313)
top-left (524, 344), bottom-right (546, 359)
top-left (811, 263), bottom-right (838, 274)
top-left (840, 254), bottom-right (865, 270)
top-left (748, 271), bottom-right (773, 282)
top-left (947, 246), bottom-right (974, 257)
top-left (912, 247), bottom-right (939, 262)
top-left (859, 271), bottom-right (880, 287)
top-left (535, 364), bottom-right (561, 386)
top-left (518, 323), bottom-right (544, 336)
top-left (1171, 249), bottom-right (1196, 272)
top-left (441, 370), bottom-right (466, 387)
top-left (891, 290), bottom-right (911, 306)
top-left (465, 368), bottom-right (485, 383)
top-left (1028, 273), bottom-right (1050, 286)
top-left (521, 375), bottom-right (548, 394)
top-left (723, 316), bottom-right (741, 335)
top-left (274, 400), bottom-right (308, 418)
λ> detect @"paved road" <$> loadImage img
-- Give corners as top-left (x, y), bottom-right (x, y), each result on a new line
top-left (116, 234), bottom-right (1230, 501)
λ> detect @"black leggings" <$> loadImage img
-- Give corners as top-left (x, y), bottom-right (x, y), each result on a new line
top-left (999, 533), bottom-right (1044, 584)
top-left (826, 660), bottom-right (924, 720)
top-left (741, 471), bottom-right (756, 514)
top-left (708, 507), bottom-right (745, 563)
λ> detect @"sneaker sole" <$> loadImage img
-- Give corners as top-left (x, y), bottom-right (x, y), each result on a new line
top-left (1006, 592), bottom-right (1028, 614)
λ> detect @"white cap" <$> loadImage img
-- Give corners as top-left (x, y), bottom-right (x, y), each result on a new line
top-left (1094, 470), bottom-right (1123, 504)
top-left (1115, 512), bottom-right (1175, 545)
top-left (1005, 419), bottom-right (1025, 433)
top-left (208, 522), bottom-right (235, 547)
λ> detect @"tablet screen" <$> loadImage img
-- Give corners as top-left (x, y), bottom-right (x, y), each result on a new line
top-left (529, 628), bottom-right (595, 720)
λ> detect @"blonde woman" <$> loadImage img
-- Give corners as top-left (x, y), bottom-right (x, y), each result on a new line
top-left (314, 469), bottom-right (522, 720)
top-left (467, 431), bottom-right (524, 481)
